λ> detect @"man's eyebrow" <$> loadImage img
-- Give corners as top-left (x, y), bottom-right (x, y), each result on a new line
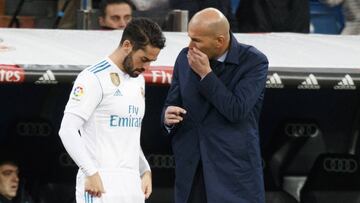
top-left (190, 37), bottom-right (200, 42)
top-left (142, 56), bottom-right (156, 61)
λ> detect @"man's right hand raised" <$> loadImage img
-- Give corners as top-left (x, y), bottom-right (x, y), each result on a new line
top-left (85, 172), bottom-right (105, 198)
top-left (164, 106), bottom-right (187, 126)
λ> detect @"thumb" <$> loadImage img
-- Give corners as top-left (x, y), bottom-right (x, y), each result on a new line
top-left (100, 185), bottom-right (106, 193)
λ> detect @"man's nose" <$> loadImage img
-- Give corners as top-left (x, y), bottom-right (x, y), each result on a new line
top-left (118, 19), bottom-right (127, 29)
top-left (188, 41), bottom-right (194, 48)
top-left (12, 174), bottom-right (19, 183)
top-left (143, 62), bottom-right (151, 70)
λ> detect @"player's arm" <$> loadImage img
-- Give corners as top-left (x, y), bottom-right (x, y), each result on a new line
top-left (59, 70), bottom-right (105, 197)
top-left (139, 148), bottom-right (152, 199)
top-left (59, 113), bottom-right (105, 197)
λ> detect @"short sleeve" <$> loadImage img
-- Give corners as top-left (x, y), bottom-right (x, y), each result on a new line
top-left (64, 70), bottom-right (102, 120)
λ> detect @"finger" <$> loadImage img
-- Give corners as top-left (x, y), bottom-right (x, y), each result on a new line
top-left (172, 107), bottom-right (187, 115)
top-left (145, 186), bottom-right (152, 199)
top-left (167, 106), bottom-right (187, 115)
top-left (188, 47), bottom-right (195, 56)
top-left (192, 47), bottom-right (205, 57)
top-left (169, 114), bottom-right (185, 120)
top-left (166, 113), bottom-right (183, 120)
top-left (165, 118), bottom-right (182, 125)
top-left (141, 183), bottom-right (146, 193)
top-left (100, 186), bottom-right (106, 193)
top-left (86, 190), bottom-right (95, 198)
top-left (187, 51), bottom-right (195, 62)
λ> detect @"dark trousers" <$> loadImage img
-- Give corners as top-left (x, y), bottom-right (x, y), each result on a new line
top-left (187, 162), bottom-right (207, 203)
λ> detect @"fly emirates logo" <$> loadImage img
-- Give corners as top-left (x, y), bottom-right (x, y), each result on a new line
top-left (110, 105), bottom-right (142, 128)
top-left (0, 65), bottom-right (25, 83)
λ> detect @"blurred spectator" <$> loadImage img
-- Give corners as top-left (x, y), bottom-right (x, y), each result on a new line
top-left (169, 0), bottom-right (239, 32)
top-left (320, 0), bottom-right (360, 34)
top-left (0, 160), bottom-right (18, 202)
top-left (236, 0), bottom-right (310, 33)
top-left (0, 159), bottom-right (33, 203)
top-left (131, 0), bottom-right (169, 11)
top-left (57, 0), bottom-right (80, 29)
top-left (98, 0), bottom-right (136, 29)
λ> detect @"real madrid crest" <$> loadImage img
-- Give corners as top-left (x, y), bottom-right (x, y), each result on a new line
top-left (110, 73), bottom-right (120, 86)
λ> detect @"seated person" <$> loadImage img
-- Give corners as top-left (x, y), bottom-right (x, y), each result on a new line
top-left (0, 159), bottom-right (33, 203)
top-left (98, 0), bottom-right (137, 29)
top-left (0, 159), bottom-right (19, 203)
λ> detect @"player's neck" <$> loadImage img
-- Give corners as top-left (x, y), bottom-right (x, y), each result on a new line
top-left (109, 48), bottom-right (127, 73)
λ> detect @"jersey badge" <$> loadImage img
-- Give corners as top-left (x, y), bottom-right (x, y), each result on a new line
top-left (110, 73), bottom-right (120, 86)
top-left (71, 85), bottom-right (84, 101)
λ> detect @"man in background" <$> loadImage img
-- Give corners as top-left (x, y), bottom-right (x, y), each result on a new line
top-left (99, 0), bottom-right (136, 29)
top-left (0, 160), bottom-right (19, 203)
top-left (0, 159), bottom-right (33, 203)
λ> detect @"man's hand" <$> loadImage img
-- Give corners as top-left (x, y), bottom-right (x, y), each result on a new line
top-left (141, 171), bottom-right (152, 199)
top-left (164, 106), bottom-right (187, 126)
top-left (84, 172), bottom-right (105, 198)
top-left (187, 47), bottom-right (212, 79)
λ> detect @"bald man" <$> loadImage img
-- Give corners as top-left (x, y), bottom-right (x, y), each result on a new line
top-left (162, 8), bottom-right (268, 203)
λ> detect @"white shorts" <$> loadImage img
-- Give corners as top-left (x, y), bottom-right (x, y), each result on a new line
top-left (76, 169), bottom-right (144, 203)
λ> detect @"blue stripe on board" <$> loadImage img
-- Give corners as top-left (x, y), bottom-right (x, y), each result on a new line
top-left (93, 64), bottom-right (111, 73)
top-left (89, 60), bottom-right (107, 72)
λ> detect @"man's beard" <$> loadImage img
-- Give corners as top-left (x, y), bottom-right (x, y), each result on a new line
top-left (123, 53), bottom-right (145, 78)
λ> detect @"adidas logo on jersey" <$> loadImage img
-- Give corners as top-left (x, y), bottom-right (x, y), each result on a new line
top-left (334, 74), bottom-right (356, 90)
top-left (114, 89), bottom-right (122, 96)
top-left (35, 70), bottom-right (58, 84)
top-left (266, 73), bottom-right (284, 88)
top-left (298, 74), bottom-right (320, 89)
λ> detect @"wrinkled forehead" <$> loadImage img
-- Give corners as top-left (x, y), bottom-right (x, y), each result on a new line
top-left (188, 22), bottom-right (212, 38)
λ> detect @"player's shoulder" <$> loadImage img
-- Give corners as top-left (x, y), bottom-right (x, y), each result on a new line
top-left (85, 59), bottom-right (112, 76)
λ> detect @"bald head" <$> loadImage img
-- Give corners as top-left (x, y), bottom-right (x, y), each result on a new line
top-left (189, 8), bottom-right (230, 37)
top-left (187, 8), bottom-right (230, 59)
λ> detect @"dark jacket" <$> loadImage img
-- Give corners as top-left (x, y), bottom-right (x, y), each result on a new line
top-left (0, 192), bottom-right (33, 203)
top-left (162, 34), bottom-right (268, 203)
top-left (236, 0), bottom-right (310, 33)
top-left (0, 195), bottom-right (12, 203)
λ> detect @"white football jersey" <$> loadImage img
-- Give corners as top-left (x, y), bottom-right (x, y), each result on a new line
top-left (64, 57), bottom-right (146, 173)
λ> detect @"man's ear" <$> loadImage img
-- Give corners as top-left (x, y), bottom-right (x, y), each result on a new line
top-left (99, 17), bottom-right (105, 27)
top-left (216, 35), bottom-right (225, 48)
top-left (122, 40), bottom-right (133, 53)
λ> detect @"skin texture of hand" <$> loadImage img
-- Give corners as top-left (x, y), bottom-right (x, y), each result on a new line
top-left (84, 172), bottom-right (105, 198)
top-left (141, 171), bottom-right (152, 199)
top-left (187, 47), bottom-right (212, 79)
top-left (164, 106), bottom-right (187, 126)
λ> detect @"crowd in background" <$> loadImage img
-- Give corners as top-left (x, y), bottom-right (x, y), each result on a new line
top-left (1, 0), bottom-right (358, 34)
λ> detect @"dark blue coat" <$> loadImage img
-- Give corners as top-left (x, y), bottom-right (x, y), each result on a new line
top-left (163, 34), bottom-right (268, 203)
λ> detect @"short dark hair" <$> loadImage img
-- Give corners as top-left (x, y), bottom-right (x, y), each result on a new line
top-left (120, 17), bottom-right (166, 50)
top-left (99, 0), bottom-right (136, 17)
top-left (0, 147), bottom-right (19, 168)
top-left (0, 160), bottom-right (18, 168)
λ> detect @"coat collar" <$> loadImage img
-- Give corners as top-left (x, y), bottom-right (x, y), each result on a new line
top-left (223, 33), bottom-right (240, 65)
